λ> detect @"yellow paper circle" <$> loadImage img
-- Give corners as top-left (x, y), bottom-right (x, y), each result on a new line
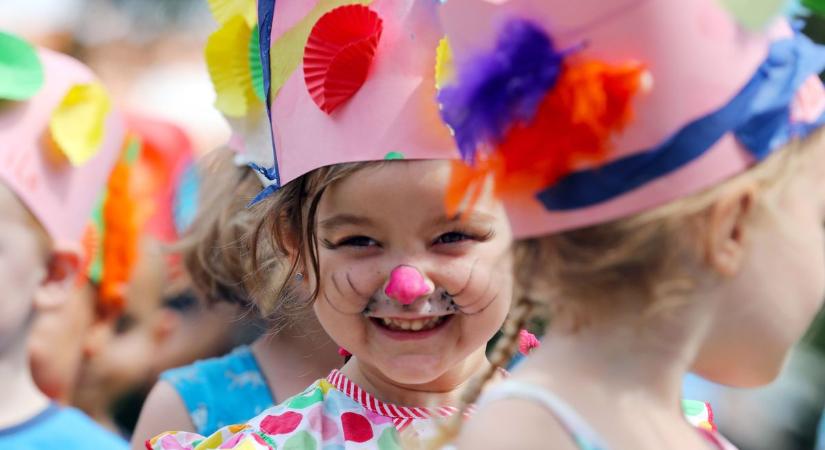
top-left (49, 82), bottom-right (112, 167)
top-left (206, 15), bottom-right (259, 117)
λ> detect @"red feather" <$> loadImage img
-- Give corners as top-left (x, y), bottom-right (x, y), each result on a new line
top-left (447, 60), bottom-right (646, 212)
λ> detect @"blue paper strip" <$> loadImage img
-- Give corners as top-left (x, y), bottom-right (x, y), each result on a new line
top-left (538, 33), bottom-right (825, 211)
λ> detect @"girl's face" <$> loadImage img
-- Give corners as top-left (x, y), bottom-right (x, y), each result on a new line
top-left (696, 144), bottom-right (825, 386)
top-left (312, 161), bottom-right (514, 386)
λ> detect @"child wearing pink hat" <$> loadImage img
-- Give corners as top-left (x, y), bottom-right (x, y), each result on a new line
top-left (435, 0), bottom-right (825, 449)
top-left (0, 31), bottom-right (127, 449)
top-left (146, 1), bottom-right (516, 448)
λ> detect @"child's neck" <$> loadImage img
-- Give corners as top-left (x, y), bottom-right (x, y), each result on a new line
top-left (340, 349), bottom-right (491, 407)
top-left (252, 320), bottom-right (342, 401)
top-left (519, 296), bottom-right (715, 416)
top-left (0, 337), bottom-right (51, 429)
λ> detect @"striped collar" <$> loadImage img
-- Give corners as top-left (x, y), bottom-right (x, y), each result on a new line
top-left (326, 369), bottom-right (472, 431)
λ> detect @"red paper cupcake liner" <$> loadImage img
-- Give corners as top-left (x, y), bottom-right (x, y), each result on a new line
top-left (304, 4), bottom-right (384, 114)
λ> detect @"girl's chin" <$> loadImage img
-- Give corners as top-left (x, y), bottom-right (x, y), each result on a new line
top-left (379, 360), bottom-right (449, 386)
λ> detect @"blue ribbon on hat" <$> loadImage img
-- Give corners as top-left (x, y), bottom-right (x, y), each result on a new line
top-left (248, 0), bottom-right (282, 207)
top-left (538, 32), bottom-right (825, 211)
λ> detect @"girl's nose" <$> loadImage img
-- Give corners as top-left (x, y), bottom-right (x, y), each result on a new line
top-left (384, 265), bottom-right (434, 305)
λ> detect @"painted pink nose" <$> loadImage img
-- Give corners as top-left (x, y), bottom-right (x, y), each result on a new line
top-left (384, 265), bottom-right (432, 305)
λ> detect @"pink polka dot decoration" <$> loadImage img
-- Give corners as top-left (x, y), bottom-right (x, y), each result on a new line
top-left (341, 412), bottom-right (374, 443)
top-left (260, 411), bottom-right (303, 436)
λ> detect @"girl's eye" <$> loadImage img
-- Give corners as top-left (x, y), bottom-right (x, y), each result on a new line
top-left (434, 232), bottom-right (474, 245)
top-left (335, 236), bottom-right (379, 248)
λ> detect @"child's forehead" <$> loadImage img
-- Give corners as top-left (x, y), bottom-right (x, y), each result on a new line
top-left (321, 162), bottom-right (448, 204)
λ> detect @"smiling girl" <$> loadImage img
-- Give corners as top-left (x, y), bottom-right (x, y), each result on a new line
top-left (146, 1), bottom-right (515, 448)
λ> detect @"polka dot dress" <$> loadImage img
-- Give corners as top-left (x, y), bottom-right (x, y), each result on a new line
top-left (147, 370), bottom-right (466, 450)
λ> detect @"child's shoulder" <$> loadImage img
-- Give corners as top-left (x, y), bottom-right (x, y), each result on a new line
top-left (160, 345), bottom-right (261, 388)
top-left (0, 404), bottom-right (128, 450)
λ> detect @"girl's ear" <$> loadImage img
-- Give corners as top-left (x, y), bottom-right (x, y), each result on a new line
top-left (33, 246), bottom-right (81, 312)
top-left (702, 181), bottom-right (758, 277)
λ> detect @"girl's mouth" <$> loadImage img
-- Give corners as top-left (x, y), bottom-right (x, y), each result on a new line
top-left (375, 315), bottom-right (449, 331)
top-left (369, 315), bottom-right (453, 340)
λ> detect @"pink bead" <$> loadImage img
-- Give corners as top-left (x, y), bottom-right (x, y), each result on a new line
top-left (518, 329), bottom-right (540, 355)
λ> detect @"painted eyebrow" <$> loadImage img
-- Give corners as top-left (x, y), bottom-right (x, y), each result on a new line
top-left (319, 214), bottom-right (376, 231)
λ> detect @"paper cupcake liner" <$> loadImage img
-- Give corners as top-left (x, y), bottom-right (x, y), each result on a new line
top-left (303, 4), bottom-right (383, 113)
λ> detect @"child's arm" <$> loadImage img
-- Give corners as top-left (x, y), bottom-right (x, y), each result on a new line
top-left (131, 381), bottom-right (196, 450)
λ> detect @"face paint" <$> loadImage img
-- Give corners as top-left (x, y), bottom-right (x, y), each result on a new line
top-left (363, 289), bottom-right (459, 317)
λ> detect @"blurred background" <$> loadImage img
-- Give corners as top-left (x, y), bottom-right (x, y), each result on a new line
top-left (0, 0), bottom-right (230, 156)
top-left (3, 0), bottom-right (825, 448)
top-left (1, 0), bottom-right (257, 439)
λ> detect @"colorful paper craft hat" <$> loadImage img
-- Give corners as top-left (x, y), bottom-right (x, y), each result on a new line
top-left (80, 137), bottom-right (141, 315)
top-left (0, 32), bottom-right (124, 244)
top-left (80, 116), bottom-right (199, 313)
top-left (438, 0), bottom-right (825, 238)
top-left (248, 0), bottom-right (457, 196)
top-left (126, 114), bottom-right (198, 243)
top-left (204, 0), bottom-right (276, 189)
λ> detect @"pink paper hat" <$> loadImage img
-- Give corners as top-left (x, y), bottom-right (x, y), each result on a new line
top-left (126, 114), bottom-right (197, 243)
top-left (437, 0), bottom-right (825, 238)
top-left (249, 0), bottom-right (457, 201)
top-left (0, 34), bottom-right (124, 245)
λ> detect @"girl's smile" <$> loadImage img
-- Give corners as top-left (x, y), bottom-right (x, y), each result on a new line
top-left (369, 314), bottom-right (454, 341)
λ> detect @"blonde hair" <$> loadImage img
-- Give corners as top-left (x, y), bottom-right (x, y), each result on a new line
top-left (433, 130), bottom-right (819, 447)
top-left (177, 148), bottom-right (264, 308)
top-left (518, 133), bottom-right (807, 327)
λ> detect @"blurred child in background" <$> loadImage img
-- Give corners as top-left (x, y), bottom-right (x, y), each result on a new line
top-left (132, 146), bottom-right (342, 447)
top-left (70, 116), bottom-right (249, 436)
top-left (0, 30), bottom-right (128, 449)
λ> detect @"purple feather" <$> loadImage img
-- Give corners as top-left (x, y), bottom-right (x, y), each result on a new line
top-left (439, 19), bottom-right (565, 161)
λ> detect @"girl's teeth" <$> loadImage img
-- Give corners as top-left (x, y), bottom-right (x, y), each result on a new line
top-left (379, 316), bottom-right (444, 331)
